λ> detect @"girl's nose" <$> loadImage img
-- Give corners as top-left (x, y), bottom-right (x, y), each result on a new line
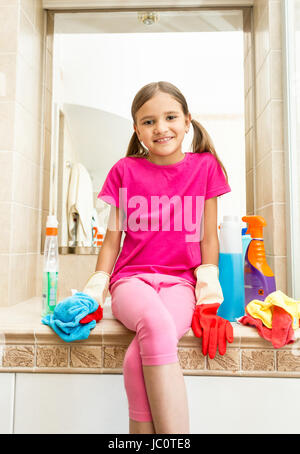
top-left (154, 121), bottom-right (168, 134)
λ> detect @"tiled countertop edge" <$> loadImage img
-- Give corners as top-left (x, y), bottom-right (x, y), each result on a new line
top-left (1, 298), bottom-right (300, 376)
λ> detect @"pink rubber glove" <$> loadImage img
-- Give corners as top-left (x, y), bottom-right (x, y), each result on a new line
top-left (192, 303), bottom-right (234, 359)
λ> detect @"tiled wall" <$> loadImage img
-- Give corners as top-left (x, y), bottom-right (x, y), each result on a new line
top-left (250, 0), bottom-right (287, 293)
top-left (0, 0), bottom-right (46, 306)
top-left (0, 1), bottom-right (288, 307)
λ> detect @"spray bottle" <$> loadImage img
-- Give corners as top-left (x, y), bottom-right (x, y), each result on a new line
top-left (217, 216), bottom-right (245, 322)
top-left (42, 215), bottom-right (59, 316)
top-left (242, 215), bottom-right (276, 305)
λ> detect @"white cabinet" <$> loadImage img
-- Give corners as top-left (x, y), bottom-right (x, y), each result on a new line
top-left (14, 373), bottom-right (128, 434)
top-left (0, 374), bottom-right (14, 434)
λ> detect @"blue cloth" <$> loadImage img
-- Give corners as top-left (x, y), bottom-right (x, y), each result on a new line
top-left (41, 292), bottom-right (99, 342)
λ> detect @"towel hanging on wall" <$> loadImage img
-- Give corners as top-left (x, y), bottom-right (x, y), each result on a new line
top-left (67, 162), bottom-right (94, 247)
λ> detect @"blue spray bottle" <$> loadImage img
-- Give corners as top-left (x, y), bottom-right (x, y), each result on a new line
top-left (217, 216), bottom-right (245, 322)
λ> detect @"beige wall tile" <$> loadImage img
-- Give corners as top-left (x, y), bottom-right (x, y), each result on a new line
top-left (271, 100), bottom-right (284, 150)
top-left (0, 152), bottom-right (13, 202)
top-left (0, 102), bottom-right (15, 151)
top-left (103, 346), bottom-right (126, 369)
top-left (0, 54), bottom-right (17, 100)
top-left (3, 345), bottom-right (34, 367)
top-left (256, 203), bottom-right (273, 252)
top-left (246, 168), bottom-right (254, 214)
top-left (243, 7), bottom-right (252, 58)
top-left (43, 128), bottom-right (51, 171)
top-left (20, 0), bottom-right (36, 26)
top-left (272, 255), bottom-right (287, 293)
top-left (36, 345), bottom-right (68, 367)
top-left (0, 6), bottom-right (18, 53)
top-left (242, 349), bottom-right (275, 371)
top-left (70, 346), bottom-right (102, 368)
top-left (27, 208), bottom-right (40, 253)
top-left (11, 203), bottom-right (29, 254)
top-left (269, 1), bottom-right (282, 50)
top-left (273, 203), bottom-right (286, 256)
top-left (258, 203), bottom-right (286, 257)
top-left (245, 86), bottom-right (254, 134)
top-left (0, 255), bottom-right (10, 306)
top-left (19, 9), bottom-right (35, 68)
top-left (254, 8), bottom-right (270, 75)
top-left (35, 2), bottom-right (45, 36)
top-left (15, 103), bottom-right (34, 160)
top-left (256, 151), bottom-right (285, 208)
top-left (46, 12), bottom-right (54, 53)
top-left (42, 169), bottom-right (50, 215)
top-left (12, 153), bottom-right (31, 206)
top-left (254, 0), bottom-right (269, 28)
top-left (178, 347), bottom-right (205, 370)
top-left (57, 255), bottom-right (98, 297)
top-left (207, 349), bottom-right (240, 371)
top-left (245, 127), bottom-right (254, 171)
top-left (44, 88), bottom-right (53, 132)
top-left (277, 350), bottom-right (300, 371)
top-left (9, 254), bottom-right (28, 305)
top-left (26, 252), bottom-right (38, 297)
top-left (272, 151), bottom-right (285, 203)
top-left (256, 100), bottom-right (272, 163)
top-left (0, 202), bottom-right (12, 253)
top-left (244, 48), bottom-right (253, 96)
top-left (270, 51), bottom-right (283, 99)
top-left (45, 48), bottom-right (53, 92)
top-left (256, 56), bottom-right (271, 118)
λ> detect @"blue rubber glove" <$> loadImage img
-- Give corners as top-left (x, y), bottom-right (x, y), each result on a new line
top-left (41, 292), bottom-right (99, 342)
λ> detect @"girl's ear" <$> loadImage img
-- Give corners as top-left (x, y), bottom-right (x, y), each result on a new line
top-left (133, 123), bottom-right (140, 139)
top-left (186, 112), bottom-right (192, 128)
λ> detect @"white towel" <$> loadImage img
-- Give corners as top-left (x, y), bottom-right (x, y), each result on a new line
top-left (67, 163), bottom-right (94, 247)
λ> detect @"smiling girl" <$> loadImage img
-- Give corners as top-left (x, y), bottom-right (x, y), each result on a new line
top-left (94, 81), bottom-right (233, 434)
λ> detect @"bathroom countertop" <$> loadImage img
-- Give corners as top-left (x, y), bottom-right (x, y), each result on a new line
top-left (0, 297), bottom-right (300, 377)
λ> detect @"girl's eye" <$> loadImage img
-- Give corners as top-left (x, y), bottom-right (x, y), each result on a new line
top-left (167, 115), bottom-right (177, 120)
top-left (143, 120), bottom-right (153, 125)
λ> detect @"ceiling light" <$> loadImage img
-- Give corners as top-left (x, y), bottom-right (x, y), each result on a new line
top-left (138, 12), bottom-right (159, 26)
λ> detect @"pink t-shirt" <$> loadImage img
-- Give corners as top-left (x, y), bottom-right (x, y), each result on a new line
top-left (98, 151), bottom-right (231, 290)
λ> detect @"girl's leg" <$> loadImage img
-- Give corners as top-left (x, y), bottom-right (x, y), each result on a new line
top-left (142, 362), bottom-right (189, 434)
top-left (129, 419), bottom-right (155, 435)
top-left (141, 277), bottom-right (195, 434)
top-left (111, 274), bottom-right (195, 434)
top-left (122, 335), bottom-right (154, 428)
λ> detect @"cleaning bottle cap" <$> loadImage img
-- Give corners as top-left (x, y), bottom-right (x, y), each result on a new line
top-left (242, 215), bottom-right (266, 239)
top-left (46, 215), bottom-right (58, 235)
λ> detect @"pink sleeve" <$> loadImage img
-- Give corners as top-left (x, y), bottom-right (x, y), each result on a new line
top-left (205, 154), bottom-right (231, 200)
top-left (97, 160), bottom-right (124, 207)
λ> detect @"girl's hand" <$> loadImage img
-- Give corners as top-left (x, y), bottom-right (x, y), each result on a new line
top-left (192, 303), bottom-right (234, 359)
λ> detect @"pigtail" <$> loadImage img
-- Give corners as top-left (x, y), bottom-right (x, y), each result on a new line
top-left (191, 119), bottom-right (228, 182)
top-left (126, 131), bottom-right (148, 158)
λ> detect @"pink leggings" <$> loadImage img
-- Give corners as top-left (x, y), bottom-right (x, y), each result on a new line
top-left (110, 273), bottom-right (196, 422)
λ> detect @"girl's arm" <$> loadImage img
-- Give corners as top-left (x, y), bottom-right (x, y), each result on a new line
top-left (95, 205), bottom-right (123, 274)
top-left (200, 197), bottom-right (219, 266)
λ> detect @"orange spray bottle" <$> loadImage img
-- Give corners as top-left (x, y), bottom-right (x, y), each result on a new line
top-left (242, 215), bottom-right (276, 305)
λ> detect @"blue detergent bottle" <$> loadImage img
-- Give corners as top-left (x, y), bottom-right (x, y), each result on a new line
top-left (217, 216), bottom-right (245, 322)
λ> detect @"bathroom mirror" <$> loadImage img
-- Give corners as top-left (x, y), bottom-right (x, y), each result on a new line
top-left (50, 9), bottom-right (246, 254)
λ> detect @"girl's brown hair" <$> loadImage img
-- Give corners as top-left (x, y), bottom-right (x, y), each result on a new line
top-left (126, 81), bottom-right (228, 181)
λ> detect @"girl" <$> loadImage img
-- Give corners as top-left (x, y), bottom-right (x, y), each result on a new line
top-left (91, 81), bottom-right (233, 434)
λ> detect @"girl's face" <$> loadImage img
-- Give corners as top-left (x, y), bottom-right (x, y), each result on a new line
top-left (134, 91), bottom-right (191, 162)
